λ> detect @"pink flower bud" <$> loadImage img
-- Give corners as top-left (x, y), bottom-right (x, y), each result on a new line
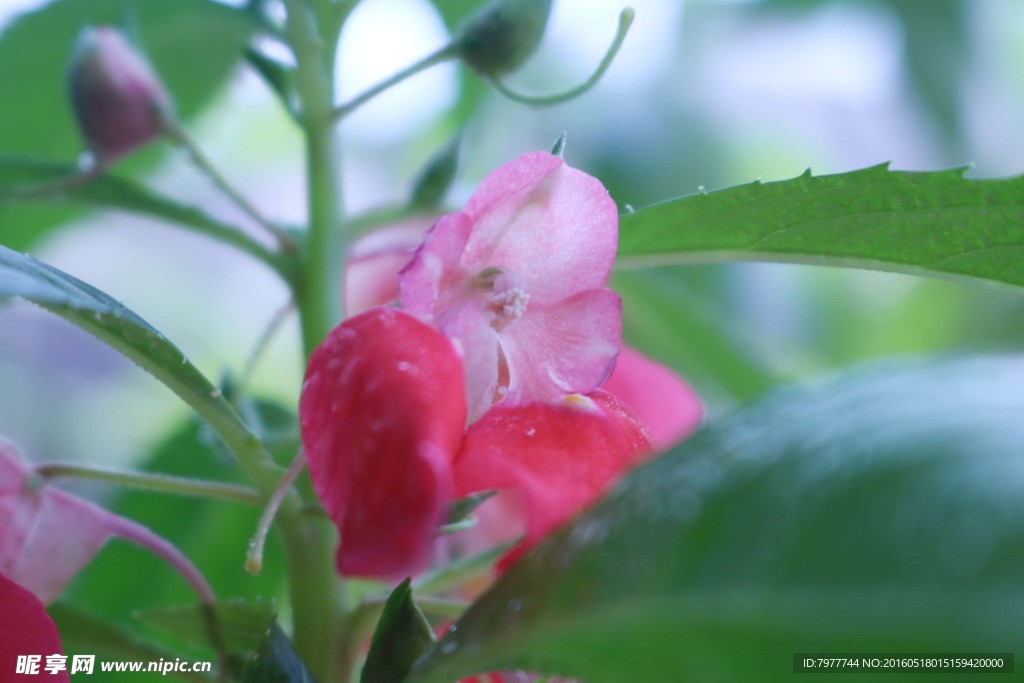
top-left (66, 26), bottom-right (173, 164)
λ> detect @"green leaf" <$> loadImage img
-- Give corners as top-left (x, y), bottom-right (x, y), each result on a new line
top-left (617, 165), bottom-right (1024, 289)
top-left (440, 490), bottom-right (497, 534)
top-left (137, 600), bottom-right (275, 655)
top-left (241, 622), bottom-right (316, 683)
top-left (0, 0), bottom-right (257, 250)
top-left (411, 356), bottom-right (1024, 683)
top-left (362, 580), bottom-right (435, 683)
top-left (0, 245), bottom-right (274, 490)
top-left (245, 46), bottom-right (296, 114)
top-left (410, 134), bottom-right (461, 209)
top-left (49, 603), bottom-right (213, 683)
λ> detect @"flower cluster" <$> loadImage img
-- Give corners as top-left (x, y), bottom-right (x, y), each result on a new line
top-left (301, 152), bottom-right (702, 579)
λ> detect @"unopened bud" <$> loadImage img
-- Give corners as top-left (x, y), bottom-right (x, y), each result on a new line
top-left (456, 0), bottom-right (553, 77)
top-left (66, 26), bottom-right (173, 164)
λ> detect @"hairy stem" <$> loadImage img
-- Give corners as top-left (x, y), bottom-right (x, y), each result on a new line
top-left (281, 0), bottom-right (349, 679)
top-left (246, 451), bottom-right (308, 575)
top-left (35, 462), bottom-right (262, 505)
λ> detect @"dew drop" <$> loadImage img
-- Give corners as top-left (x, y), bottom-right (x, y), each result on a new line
top-left (507, 598), bottom-right (523, 612)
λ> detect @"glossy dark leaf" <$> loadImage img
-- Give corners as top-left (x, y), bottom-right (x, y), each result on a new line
top-left (241, 622), bottom-right (316, 683)
top-left (362, 579), bottom-right (435, 683)
top-left (411, 357), bottom-right (1024, 683)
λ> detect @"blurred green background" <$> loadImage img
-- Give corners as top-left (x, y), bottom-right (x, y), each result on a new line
top-left (0, 0), bottom-right (1022, 672)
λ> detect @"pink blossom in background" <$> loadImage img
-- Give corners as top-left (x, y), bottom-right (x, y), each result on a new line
top-left (0, 440), bottom-right (113, 604)
top-left (0, 571), bottom-right (69, 682)
top-left (344, 218), bottom-right (433, 316)
top-left (601, 346), bottom-right (703, 450)
top-left (400, 151), bottom-right (622, 421)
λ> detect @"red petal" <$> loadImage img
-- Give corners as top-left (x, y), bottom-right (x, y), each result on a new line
top-left (453, 391), bottom-right (653, 572)
top-left (300, 308), bottom-right (467, 579)
top-left (0, 571), bottom-right (69, 682)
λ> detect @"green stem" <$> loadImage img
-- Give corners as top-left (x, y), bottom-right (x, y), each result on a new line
top-left (164, 122), bottom-right (298, 252)
top-left (489, 7), bottom-right (635, 107)
top-left (297, 121), bottom-right (345, 350)
top-left (0, 156), bottom-right (293, 283)
top-left (331, 44), bottom-right (459, 122)
top-left (35, 462), bottom-right (262, 505)
top-left (282, 1), bottom-right (349, 680)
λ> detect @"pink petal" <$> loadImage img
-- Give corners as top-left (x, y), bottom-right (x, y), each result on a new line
top-left (0, 572), bottom-right (69, 682)
top-left (300, 308), bottom-right (467, 579)
top-left (345, 221), bottom-right (431, 316)
top-left (453, 391), bottom-right (653, 572)
top-left (601, 347), bottom-right (704, 450)
top-left (500, 288), bottom-right (622, 403)
top-left (442, 303), bottom-right (501, 423)
top-left (462, 151), bottom-right (619, 303)
top-left (0, 441), bottom-right (113, 604)
top-left (399, 212), bottom-right (474, 320)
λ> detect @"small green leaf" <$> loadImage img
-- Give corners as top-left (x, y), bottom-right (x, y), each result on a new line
top-left (411, 356), bottom-right (1024, 683)
top-left (137, 600), bottom-right (275, 654)
top-left (362, 579), bottom-right (435, 683)
top-left (441, 490), bottom-right (497, 534)
top-left (241, 622), bottom-right (316, 683)
top-left (617, 165), bottom-right (1024, 289)
top-left (414, 543), bottom-right (513, 596)
top-left (411, 134), bottom-right (462, 209)
top-left (245, 46), bottom-right (295, 113)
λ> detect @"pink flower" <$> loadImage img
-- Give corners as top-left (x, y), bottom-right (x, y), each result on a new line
top-left (302, 152), bottom-right (703, 579)
top-left (300, 308), bottom-right (467, 578)
top-left (399, 151), bottom-right (621, 421)
top-left (0, 439), bottom-right (215, 606)
top-left (600, 347), bottom-right (703, 451)
top-left (0, 440), bottom-right (114, 604)
top-left (0, 571), bottom-right (69, 682)
top-left (301, 308), bottom-right (656, 579)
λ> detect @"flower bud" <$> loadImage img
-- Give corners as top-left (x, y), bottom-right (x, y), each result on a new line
top-left (66, 26), bottom-right (173, 164)
top-left (456, 0), bottom-right (553, 77)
